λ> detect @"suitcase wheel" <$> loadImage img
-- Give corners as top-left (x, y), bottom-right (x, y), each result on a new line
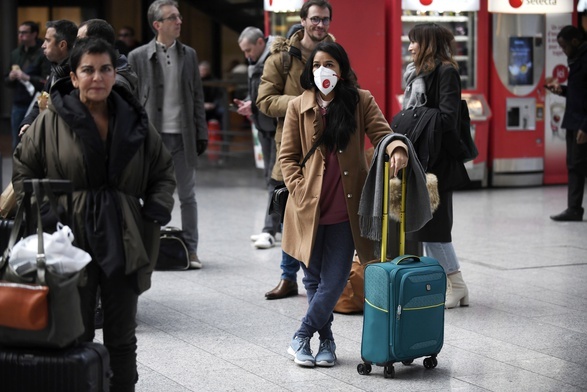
top-left (356, 362), bottom-right (372, 375)
top-left (423, 356), bottom-right (438, 369)
top-left (401, 359), bottom-right (414, 366)
top-left (383, 364), bottom-right (395, 379)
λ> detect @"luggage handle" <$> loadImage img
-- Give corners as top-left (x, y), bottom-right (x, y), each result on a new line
top-left (394, 255), bottom-right (421, 265)
top-left (381, 154), bottom-right (407, 262)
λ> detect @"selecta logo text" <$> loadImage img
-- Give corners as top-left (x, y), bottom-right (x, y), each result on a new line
top-left (509, 0), bottom-right (558, 8)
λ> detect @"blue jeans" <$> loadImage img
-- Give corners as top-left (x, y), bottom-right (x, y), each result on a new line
top-left (281, 250), bottom-right (300, 281)
top-left (295, 221), bottom-right (354, 341)
top-left (423, 242), bottom-right (460, 274)
top-left (161, 134), bottom-right (199, 253)
top-left (11, 105), bottom-right (28, 152)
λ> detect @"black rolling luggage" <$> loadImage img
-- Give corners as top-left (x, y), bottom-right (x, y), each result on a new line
top-left (0, 342), bottom-right (111, 392)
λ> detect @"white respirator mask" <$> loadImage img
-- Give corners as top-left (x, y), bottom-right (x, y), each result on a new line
top-left (313, 66), bottom-right (339, 96)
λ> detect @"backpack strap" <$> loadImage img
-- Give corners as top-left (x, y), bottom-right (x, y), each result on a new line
top-left (281, 51), bottom-right (292, 76)
top-left (281, 46), bottom-right (302, 76)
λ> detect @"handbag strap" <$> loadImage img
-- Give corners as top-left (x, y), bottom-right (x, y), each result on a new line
top-left (31, 180), bottom-right (47, 284)
top-left (0, 180), bottom-right (50, 284)
top-left (0, 198), bottom-right (26, 271)
top-left (299, 139), bottom-right (321, 169)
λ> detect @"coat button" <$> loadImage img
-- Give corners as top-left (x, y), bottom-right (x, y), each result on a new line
top-left (347, 193), bottom-right (352, 198)
top-left (338, 149), bottom-right (343, 153)
top-left (343, 171), bottom-right (349, 176)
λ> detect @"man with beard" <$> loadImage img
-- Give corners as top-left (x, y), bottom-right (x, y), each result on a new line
top-left (19, 19), bottom-right (78, 136)
top-left (256, 0), bottom-right (335, 300)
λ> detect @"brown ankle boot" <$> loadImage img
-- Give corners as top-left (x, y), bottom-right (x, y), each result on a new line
top-left (265, 279), bottom-right (298, 300)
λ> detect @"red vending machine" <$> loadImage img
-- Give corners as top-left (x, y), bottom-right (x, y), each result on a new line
top-left (487, 0), bottom-right (574, 186)
top-left (389, 0), bottom-right (492, 187)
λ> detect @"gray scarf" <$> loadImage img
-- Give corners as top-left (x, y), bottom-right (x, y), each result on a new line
top-left (403, 62), bottom-right (428, 110)
top-left (358, 133), bottom-right (433, 242)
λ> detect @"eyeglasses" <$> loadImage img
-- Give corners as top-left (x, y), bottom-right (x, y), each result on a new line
top-left (158, 14), bottom-right (183, 22)
top-left (18, 30), bottom-right (31, 35)
top-left (308, 16), bottom-right (331, 26)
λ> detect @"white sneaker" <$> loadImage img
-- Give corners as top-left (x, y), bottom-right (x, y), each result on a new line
top-left (250, 233), bottom-right (262, 242)
top-left (189, 253), bottom-right (202, 269)
top-left (254, 233), bottom-right (275, 249)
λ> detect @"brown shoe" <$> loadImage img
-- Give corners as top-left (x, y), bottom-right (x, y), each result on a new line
top-left (265, 279), bottom-right (298, 300)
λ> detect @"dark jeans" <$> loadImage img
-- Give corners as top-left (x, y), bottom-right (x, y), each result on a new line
top-left (259, 131), bottom-right (280, 236)
top-left (79, 262), bottom-right (139, 392)
top-left (295, 221), bottom-right (354, 341)
top-left (566, 129), bottom-right (587, 210)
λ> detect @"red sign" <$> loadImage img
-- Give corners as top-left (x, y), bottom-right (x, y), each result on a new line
top-left (552, 64), bottom-right (569, 84)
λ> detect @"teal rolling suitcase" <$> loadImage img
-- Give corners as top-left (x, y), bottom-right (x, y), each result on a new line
top-left (357, 158), bottom-right (446, 379)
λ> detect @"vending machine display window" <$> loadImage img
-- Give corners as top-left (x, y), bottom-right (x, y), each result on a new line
top-left (401, 11), bottom-right (477, 90)
top-left (508, 37), bottom-right (534, 86)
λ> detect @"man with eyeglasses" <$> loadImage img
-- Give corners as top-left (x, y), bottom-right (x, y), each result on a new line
top-left (5, 21), bottom-right (50, 151)
top-left (256, 0), bottom-right (334, 301)
top-left (129, 0), bottom-right (208, 270)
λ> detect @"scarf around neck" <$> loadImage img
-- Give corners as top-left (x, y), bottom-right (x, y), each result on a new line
top-left (402, 62), bottom-right (434, 110)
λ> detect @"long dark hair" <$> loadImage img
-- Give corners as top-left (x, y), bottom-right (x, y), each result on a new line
top-left (408, 23), bottom-right (458, 75)
top-left (300, 42), bottom-right (359, 151)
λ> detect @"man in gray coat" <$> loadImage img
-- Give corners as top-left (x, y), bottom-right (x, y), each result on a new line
top-left (129, 0), bottom-right (208, 269)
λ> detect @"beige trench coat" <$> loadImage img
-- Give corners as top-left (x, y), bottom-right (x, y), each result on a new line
top-left (280, 89), bottom-right (407, 266)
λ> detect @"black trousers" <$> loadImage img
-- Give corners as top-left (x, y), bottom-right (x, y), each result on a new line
top-left (79, 261), bottom-right (139, 392)
top-left (565, 129), bottom-right (587, 210)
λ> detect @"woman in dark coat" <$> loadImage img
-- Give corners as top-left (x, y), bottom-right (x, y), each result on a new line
top-left (13, 38), bottom-right (176, 392)
top-left (403, 23), bottom-right (470, 309)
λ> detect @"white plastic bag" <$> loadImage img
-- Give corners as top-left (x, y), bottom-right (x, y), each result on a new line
top-left (9, 223), bottom-right (91, 275)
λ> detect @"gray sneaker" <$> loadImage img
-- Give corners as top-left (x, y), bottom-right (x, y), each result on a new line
top-left (315, 339), bottom-right (336, 367)
top-left (287, 336), bottom-right (315, 367)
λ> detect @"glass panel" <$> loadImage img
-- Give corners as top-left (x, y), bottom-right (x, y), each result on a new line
top-left (270, 11), bottom-right (300, 37)
top-left (401, 10), bottom-right (477, 90)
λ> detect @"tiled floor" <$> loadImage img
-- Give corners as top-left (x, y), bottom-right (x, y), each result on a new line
top-left (3, 153), bottom-right (587, 391)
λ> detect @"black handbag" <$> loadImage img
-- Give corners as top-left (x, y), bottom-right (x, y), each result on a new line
top-left (268, 184), bottom-right (289, 222)
top-left (156, 227), bottom-right (190, 270)
top-left (457, 100), bottom-right (479, 163)
top-left (268, 140), bottom-right (321, 222)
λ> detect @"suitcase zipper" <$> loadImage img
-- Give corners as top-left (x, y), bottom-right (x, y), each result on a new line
top-left (397, 302), bottom-right (444, 320)
top-left (365, 298), bottom-right (389, 313)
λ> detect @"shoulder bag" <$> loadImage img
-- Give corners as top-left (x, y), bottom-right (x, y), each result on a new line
top-left (0, 179), bottom-right (85, 348)
top-left (268, 140), bottom-right (321, 222)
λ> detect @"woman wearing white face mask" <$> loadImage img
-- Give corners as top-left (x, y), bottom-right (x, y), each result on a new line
top-left (280, 41), bottom-right (408, 368)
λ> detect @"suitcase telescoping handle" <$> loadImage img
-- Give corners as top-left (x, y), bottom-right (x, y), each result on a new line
top-left (381, 155), bottom-right (407, 262)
